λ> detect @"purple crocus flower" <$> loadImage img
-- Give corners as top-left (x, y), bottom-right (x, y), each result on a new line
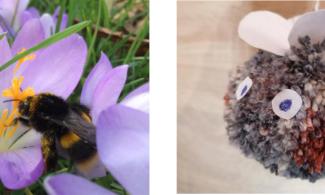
top-left (80, 52), bottom-right (129, 123)
top-left (43, 54), bottom-right (149, 195)
top-left (0, 18), bottom-right (87, 189)
top-left (21, 7), bottom-right (68, 37)
top-left (0, 0), bottom-right (67, 37)
top-left (0, 0), bottom-right (29, 32)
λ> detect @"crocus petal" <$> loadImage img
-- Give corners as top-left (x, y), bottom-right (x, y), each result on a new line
top-left (20, 11), bottom-right (33, 27)
top-left (53, 7), bottom-right (68, 31)
top-left (0, 146), bottom-right (44, 189)
top-left (0, 26), bottom-right (12, 65)
top-left (40, 13), bottom-right (55, 38)
top-left (11, 18), bottom-right (45, 54)
top-left (238, 11), bottom-right (292, 56)
top-left (58, 13), bottom-right (68, 31)
top-left (0, 26), bottom-right (13, 106)
top-left (9, 18), bottom-right (44, 77)
top-left (0, 0), bottom-right (29, 31)
top-left (289, 10), bottom-right (325, 47)
top-left (90, 65), bottom-right (128, 122)
top-left (20, 7), bottom-right (40, 27)
top-left (9, 128), bottom-right (41, 150)
top-left (97, 105), bottom-right (149, 195)
top-left (121, 83), bottom-right (149, 113)
top-left (21, 34), bottom-right (87, 99)
top-left (26, 7), bottom-right (40, 18)
top-left (80, 52), bottom-right (113, 107)
top-left (44, 173), bottom-right (114, 195)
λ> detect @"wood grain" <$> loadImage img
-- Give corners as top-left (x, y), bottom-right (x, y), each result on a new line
top-left (177, 1), bottom-right (325, 193)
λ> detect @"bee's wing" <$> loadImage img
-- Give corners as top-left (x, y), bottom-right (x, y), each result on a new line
top-left (63, 110), bottom-right (97, 147)
top-left (47, 110), bottom-right (97, 148)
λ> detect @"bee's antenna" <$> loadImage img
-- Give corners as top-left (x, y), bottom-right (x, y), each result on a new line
top-left (3, 99), bottom-right (20, 103)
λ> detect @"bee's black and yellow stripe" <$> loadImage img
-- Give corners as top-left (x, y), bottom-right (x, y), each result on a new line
top-left (59, 128), bottom-right (97, 162)
top-left (59, 131), bottom-right (98, 173)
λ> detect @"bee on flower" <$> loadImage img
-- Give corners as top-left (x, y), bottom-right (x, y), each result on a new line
top-left (0, 16), bottom-right (86, 189)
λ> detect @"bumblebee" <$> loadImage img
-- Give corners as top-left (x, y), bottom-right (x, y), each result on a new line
top-left (15, 93), bottom-right (102, 175)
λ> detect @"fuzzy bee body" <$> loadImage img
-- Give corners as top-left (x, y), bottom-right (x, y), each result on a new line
top-left (17, 93), bottom-right (98, 173)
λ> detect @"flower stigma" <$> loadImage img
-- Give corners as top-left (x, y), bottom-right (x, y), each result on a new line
top-left (2, 76), bottom-right (35, 108)
top-left (0, 49), bottom-right (36, 140)
top-left (14, 48), bottom-right (36, 74)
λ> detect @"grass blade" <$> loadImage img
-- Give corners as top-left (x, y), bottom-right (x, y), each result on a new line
top-left (55, 0), bottom-right (67, 33)
top-left (86, 0), bottom-right (102, 62)
top-left (0, 20), bottom-right (91, 72)
top-left (123, 16), bottom-right (149, 64)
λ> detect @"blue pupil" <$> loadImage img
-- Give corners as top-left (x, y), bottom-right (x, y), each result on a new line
top-left (241, 85), bottom-right (248, 96)
top-left (279, 99), bottom-right (292, 112)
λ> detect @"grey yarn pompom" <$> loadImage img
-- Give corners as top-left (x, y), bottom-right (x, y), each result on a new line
top-left (224, 36), bottom-right (325, 182)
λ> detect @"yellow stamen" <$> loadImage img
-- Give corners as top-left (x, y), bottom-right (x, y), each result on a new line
top-left (0, 109), bottom-right (18, 139)
top-left (6, 109), bottom-right (18, 126)
top-left (1, 109), bottom-right (8, 122)
top-left (0, 127), bottom-right (5, 137)
top-left (0, 76), bottom-right (29, 139)
top-left (14, 48), bottom-right (36, 74)
top-left (2, 76), bottom-right (35, 109)
top-left (6, 125), bottom-right (18, 139)
top-left (0, 128), bottom-right (4, 137)
top-left (0, 110), bottom-right (7, 137)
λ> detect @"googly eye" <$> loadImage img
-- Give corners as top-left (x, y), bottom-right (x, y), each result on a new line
top-left (272, 89), bottom-right (302, 120)
top-left (236, 77), bottom-right (253, 100)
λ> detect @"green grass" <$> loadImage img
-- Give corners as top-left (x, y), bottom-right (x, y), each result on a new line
top-left (0, 20), bottom-right (91, 71)
top-left (0, 0), bottom-right (149, 194)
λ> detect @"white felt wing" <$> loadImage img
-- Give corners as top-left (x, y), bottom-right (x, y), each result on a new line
top-left (289, 10), bottom-right (325, 47)
top-left (239, 11), bottom-right (292, 56)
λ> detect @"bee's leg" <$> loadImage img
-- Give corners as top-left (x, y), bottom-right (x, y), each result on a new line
top-left (12, 117), bottom-right (31, 127)
top-left (41, 134), bottom-right (57, 172)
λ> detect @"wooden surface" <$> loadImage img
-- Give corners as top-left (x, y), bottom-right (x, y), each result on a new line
top-left (177, 1), bottom-right (325, 193)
